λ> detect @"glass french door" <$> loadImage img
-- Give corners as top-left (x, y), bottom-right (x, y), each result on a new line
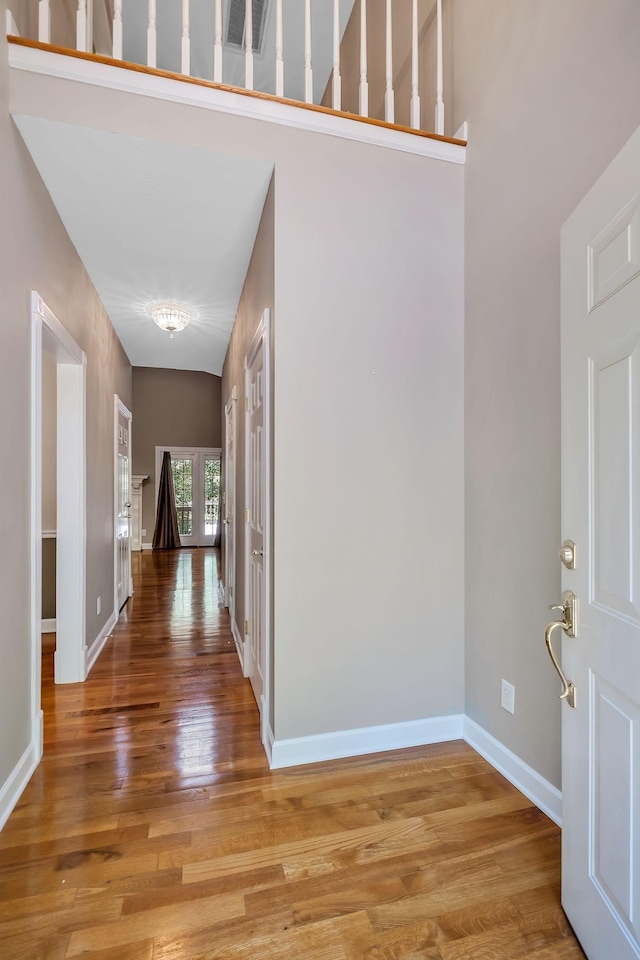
top-left (157, 447), bottom-right (221, 547)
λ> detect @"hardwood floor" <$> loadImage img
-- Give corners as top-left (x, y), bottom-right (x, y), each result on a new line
top-left (0, 548), bottom-right (585, 960)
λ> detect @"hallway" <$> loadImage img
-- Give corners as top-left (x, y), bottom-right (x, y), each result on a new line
top-left (0, 549), bottom-right (584, 959)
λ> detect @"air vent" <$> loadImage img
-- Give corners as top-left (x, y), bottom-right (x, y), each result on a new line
top-left (226, 0), bottom-right (270, 54)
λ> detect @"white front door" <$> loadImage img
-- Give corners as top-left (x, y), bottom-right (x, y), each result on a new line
top-left (561, 127), bottom-right (640, 959)
top-left (224, 391), bottom-right (237, 619)
top-left (115, 399), bottom-right (132, 611)
top-left (245, 311), bottom-right (270, 728)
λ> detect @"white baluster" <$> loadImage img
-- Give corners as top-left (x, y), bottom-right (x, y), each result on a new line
top-left (76, 0), bottom-right (87, 51)
top-left (113, 0), bottom-right (123, 59)
top-left (214, 0), bottom-right (222, 83)
top-left (39, 0), bottom-right (51, 43)
top-left (410, 0), bottom-right (420, 129)
top-left (275, 0), bottom-right (284, 97)
top-left (181, 0), bottom-right (190, 75)
top-left (147, 0), bottom-right (156, 68)
top-left (245, 0), bottom-right (254, 91)
top-left (304, 0), bottom-right (313, 103)
top-left (332, 0), bottom-right (341, 110)
top-left (435, 0), bottom-right (444, 134)
top-left (359, 0), bottom-right (368, 117)
top-left (385, 0), bottom-right (394, 123)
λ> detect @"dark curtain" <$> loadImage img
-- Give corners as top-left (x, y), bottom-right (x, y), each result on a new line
top-left (152, 451), bottom-right (181, 549)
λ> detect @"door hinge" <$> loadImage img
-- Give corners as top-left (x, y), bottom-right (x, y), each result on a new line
top-left (246, 508), bottom-right (251, 523)
top-left (244, 619), bottom-right (250, 635)
top-left (245, 396), bottom-right (249, 411)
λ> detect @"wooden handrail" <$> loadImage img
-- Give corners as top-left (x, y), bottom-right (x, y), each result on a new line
top-left (7, 35), bottom-right (467, 147)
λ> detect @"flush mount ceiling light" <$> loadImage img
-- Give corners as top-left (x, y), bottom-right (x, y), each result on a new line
top-left (148, 301), bottom-right (192, 339)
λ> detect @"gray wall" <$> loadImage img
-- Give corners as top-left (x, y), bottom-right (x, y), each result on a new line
top-left (452, 0), bottom-right (640, 787)
top-left (132, 366), bottom-right (222, 540)
top-left (222, 177), bottom-right (275, 723)
top-left (1, 0), bottom-right (131, 793)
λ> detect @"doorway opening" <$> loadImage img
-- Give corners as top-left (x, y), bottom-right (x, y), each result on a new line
top-left (30, 293), bottom-right (87, 756)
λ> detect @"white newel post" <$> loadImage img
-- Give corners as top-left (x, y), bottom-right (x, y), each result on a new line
top-left (245, 0), bottom-right (254, 90)
top-left (181, 0), bottom-right (190, 75)
top-left (76, 0), bottom-right (87, 52)
top-left (410, 0), bottom-right (420, 129)
top-left (113, 0), bottom-right (123, 59)
top-left (275, 0), bottom-right (284, 97)
top-left (214, 0), bottom-right (222, 83)
top-left (304, 0), bottom-right (313, 104)
top-left (359, 0), bottom-right (368, 117)
top-left (435, 0), bottom-right (444, 134)
top-left (385, 0), bottom-right (394, 123)
top-left (38, 0), bottom-right (50, 43)
top-left (131, 475), bottom-right (148, 552)
top-left (147, 0), bottom-right (157, 68)
top-left (332, 0), bottom-right (341, 110)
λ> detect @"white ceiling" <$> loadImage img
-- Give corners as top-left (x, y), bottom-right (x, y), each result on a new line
top-left (14, 116), bottom-right (274, 375)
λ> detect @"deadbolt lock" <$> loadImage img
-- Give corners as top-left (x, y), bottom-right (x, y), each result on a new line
top-left (559, 539), bottom-right (576, 570)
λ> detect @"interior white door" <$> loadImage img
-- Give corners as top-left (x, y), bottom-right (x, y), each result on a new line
top-left (116, 402), bottom-right (132, 612)
top-left (561, 128), bottom-right (640, 959)
top-left (245, 324), bottom-right (267, 714)
top-left (224, 393), bottom-right (236, 618)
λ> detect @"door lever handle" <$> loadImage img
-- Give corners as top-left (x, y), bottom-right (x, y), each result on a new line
top-left (545, 620), bottom-right (577, 708)
top-left (544, 590), bottom-right (578, 708)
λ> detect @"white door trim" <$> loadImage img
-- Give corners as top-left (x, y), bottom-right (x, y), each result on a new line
top-left (244, 307), bottom-right (272, 750)
top-left (114, 395), bottom-right (133, 616)
top-left (30, 290), bottom-right (87, 728)
top-left (224, 385), bottom-right (237, 617)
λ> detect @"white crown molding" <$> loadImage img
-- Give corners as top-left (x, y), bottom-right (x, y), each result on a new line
top-left (8, 44), bottom-right (466, 165)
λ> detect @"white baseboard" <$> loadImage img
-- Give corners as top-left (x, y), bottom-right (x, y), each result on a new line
top-left (0, 737), bottom-right (39, 832)
top-left (85, 610), bottom-right (117, 676)
top-left (270, 714), bottom-right (465, 770)
top-left (41, 618), bottom-right (56, 632)
top-left (231, 618), bottom-right (244, 671)
top-left (463, 716), bottom-right (562, 826)
top-left (141, 542), bottom-right (153, 551)
top-left (262, 708), bottom-right (274, 766)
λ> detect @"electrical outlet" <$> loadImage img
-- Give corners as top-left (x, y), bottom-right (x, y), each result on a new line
top-left (141, 529), bottom-right (146, 537)
top-left (96, 596), bottom-right (101, 616)
top-left (501, 679), bottom-right (515, 715)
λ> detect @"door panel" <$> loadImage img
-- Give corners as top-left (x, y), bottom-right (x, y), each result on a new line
top-left (246, 337), bottom-right (265, 707)
top-left (561, 130), bottom-right (640, 960)
top-left (171, 455), bottom-right (195, 545)
top-left (224, 396), bottom-right (236, 616)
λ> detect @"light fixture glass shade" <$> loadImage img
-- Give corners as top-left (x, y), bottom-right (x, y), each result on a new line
top-left (149, 301), bottom-right (191, 335)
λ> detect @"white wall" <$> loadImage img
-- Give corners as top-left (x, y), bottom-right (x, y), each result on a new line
top-left (273, 138), bottom-right (464, 739)
top-left (452, 0), bottom-right (640, 787)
